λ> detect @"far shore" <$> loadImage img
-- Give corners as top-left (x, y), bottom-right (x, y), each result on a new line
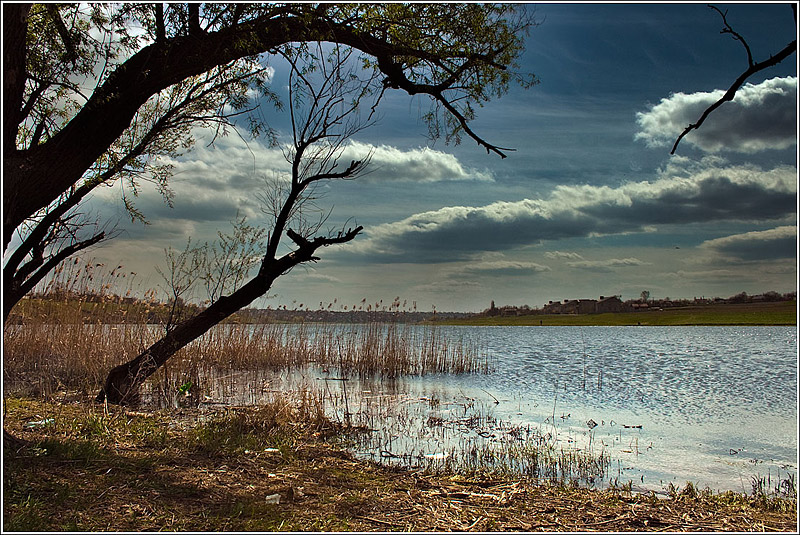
top-left (8, 295), bottom-right (796, 327)
top-left (431, 301), bottom-right (797, 327)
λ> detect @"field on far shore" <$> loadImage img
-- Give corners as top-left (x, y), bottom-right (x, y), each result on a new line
top-left (438, 301), bottom-right (797, 327)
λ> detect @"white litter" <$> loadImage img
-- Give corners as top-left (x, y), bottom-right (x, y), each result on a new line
top-left (25, 418), bottom-right (54, 428)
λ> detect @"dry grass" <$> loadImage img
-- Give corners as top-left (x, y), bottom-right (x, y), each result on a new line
top-left (3, 396), bottom-right (796, 532)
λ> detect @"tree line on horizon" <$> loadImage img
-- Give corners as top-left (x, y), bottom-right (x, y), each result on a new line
top-left (482, 290), bottom-right (797, 317)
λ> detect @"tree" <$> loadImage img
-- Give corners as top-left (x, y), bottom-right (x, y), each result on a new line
top-left (671, 4), bottom-right (796, 154)
top-left (640, 290), bottom-right (650, 303)
top-left (96, 44), bottom-right (373, 404)
top-left (4, 4), bottom-right (534, 403)
top-left (4, 4), bottom-right (278, 320)
top-left (3, 4), bottom-right (535, 316)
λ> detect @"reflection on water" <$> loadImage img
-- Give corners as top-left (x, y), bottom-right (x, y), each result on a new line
top-left (144, 325), bottom-right (797, 494)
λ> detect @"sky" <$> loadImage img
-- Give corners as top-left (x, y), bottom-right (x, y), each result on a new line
top-left (86, 2), bottom-right (798, 312)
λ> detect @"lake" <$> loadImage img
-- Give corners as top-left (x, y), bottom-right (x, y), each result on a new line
top-left (158, 325), bottom-right (798, 494)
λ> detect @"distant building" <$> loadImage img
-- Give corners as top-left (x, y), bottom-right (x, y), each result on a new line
top-left (542, 295), bottom-right (623, 314)
top-left (596, 295), bottom-right (623, 313)
top-left (544, 300), bottom-right (564, 314)
top-left (561, 299), bottom-right (597, 314)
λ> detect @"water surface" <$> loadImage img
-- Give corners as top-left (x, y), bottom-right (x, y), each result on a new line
top-left (153, 325), bottom-right (799, 494)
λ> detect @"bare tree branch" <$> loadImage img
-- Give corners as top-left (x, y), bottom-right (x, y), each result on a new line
top-left (709, 5), bottom-right (754, 66)
top-left (376, 53), bottom-right (515, 158)
top-left (671, 5), bottom-right (797, 154)
top-left (155, 4), bottom-right (165, 42)
top-left (285, 225), bottom-right (363, 264)
top-left (4, 226), bottom-right (107, 321)
top-left (45, 4), bottom-right (78, 65)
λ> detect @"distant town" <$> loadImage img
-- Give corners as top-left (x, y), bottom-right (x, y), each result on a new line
top-left (481, 290), bottom-right (797, 318)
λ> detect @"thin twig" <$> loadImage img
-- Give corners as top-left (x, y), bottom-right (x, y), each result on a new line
top-left (464, 516), bottom-right (483, 530)
top-left (357, 515), bottom-right (401, 527)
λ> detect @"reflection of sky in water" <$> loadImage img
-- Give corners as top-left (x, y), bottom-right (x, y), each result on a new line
top-left (146, 325), bottom-right (797, 494)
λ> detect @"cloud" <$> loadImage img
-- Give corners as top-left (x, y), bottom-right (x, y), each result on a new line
top-left (700, 226), bottom-right (797, 261)
top-left (284, 269), bottom-right (343, 284)
top-left (663, 269), bottom-right (743, 282)
top-left (410, 279), bottom-right (483, 295)
top-left (545, 251), bottom-right (584, 260)
top-left (635, 76), bottom-right (797, 153)
top-left (454, 259), bottom-right (551, 276)
top-left (341, 141), bottom-right (493, 182)
top-left (149, 134), bottom-right (493, 212)
top-left (566, 257), bottom-right (650, 272)
top-left (347, 160), bottom-right (796, 263)
top-left (91, 128), bottom-right (496, 240)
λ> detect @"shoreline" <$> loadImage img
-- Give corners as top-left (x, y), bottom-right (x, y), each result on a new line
top-left (3, 396), bottom-right (796, 532)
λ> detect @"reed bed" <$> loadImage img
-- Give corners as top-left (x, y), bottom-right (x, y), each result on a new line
top-left (3, 322), bottom-right (156, 398)
top-left (3, 259), bottom-right (603, 489)
top-left (4, 323), bottom-right (488, 396)
top-left (4, 260), bottom-right (489, 402)
top-left (4, 281), bottom-right (604, 487)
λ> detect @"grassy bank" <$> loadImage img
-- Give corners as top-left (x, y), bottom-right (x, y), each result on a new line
top-left (3, 396), bottom-right (796, 532)
top-left (440, 301), bottom-right (797, 326)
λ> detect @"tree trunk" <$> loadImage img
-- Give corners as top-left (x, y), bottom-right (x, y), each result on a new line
top-left (96, 224), bottom-right (362, 405)
top-left (97, 272), bottom-right (273, 404)
top-left (3, 428), bottom-right (28, 455)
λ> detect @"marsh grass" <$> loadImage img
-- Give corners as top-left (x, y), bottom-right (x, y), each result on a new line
top-left (3, 322), bottom-right (156, 398)
top-left (749, 473), bottom-right (798, 512)
top-left (5, 264), bottom-right (794, 508)
top-left (187, 391), bottom-right (332, 456)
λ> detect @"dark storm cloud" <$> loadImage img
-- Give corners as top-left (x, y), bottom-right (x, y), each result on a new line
top-left (346, 162), bottom-right (796, 263)
top-left (700, 226), bottom-right (797, 261)
top-left (585, 170), bottom-right (797, 226)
